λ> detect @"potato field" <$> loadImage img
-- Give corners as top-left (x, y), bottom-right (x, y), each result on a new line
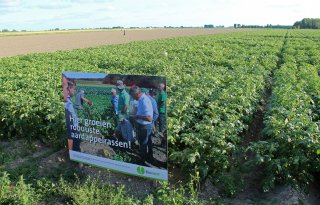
top-left (0, 29), bottom-right (319, 204)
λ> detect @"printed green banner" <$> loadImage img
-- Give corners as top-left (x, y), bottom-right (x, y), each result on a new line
top-left (62, 72), bottom-right (168, 180)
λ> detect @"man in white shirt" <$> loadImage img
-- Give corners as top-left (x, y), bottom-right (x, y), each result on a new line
top-left (129, 86), bottom-right (154, 164)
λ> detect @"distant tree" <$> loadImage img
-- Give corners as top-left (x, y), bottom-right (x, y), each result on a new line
top-left (293, 18), bottom-right (320, 29)
top-left (1, 29), bottom-right (9, 32)
top-left (204, 24), bottom-right (214, 28)
top-left (293, 21), bottom-right (301, 29)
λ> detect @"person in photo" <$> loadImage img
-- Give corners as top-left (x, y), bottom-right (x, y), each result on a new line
top-left (111, 88), bottom-right (119, 115)
top-left (157, 83), bottom-right (167, 147)
top-left (144, 88), bottom-right (159, 129)
top-left (111, 88), bottom-right (119, 126)
top-left (63, 78), bottom-right (81, 152)
top-left (74, 89), bottom-right (93, 119)
top-left (114, 80), bottom-right (133, 142)
top-left (130, 86), bottom-right (154, 164)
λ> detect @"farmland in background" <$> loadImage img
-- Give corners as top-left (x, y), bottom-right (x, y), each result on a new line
top-left (0, 29), bottom-right (116, 36)
top-left (0, 28), bottom-right (249, 58)
top-left (0, 29), bottom-right (319, 204)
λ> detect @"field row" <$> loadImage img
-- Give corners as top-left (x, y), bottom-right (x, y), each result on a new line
top-left (250, 30), bottom-right (320, 191)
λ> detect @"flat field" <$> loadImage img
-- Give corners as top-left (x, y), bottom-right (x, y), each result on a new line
top-left (0, 29), bottom-right (319, 204)
top-left (0, 28), bottom-right (247, 57)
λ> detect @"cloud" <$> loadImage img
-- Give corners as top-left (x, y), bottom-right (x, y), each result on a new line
top-left (269, 3), bottom-right (299, 9)
top-left (22, 1), bottom-right (71, 10)
top-left (0, 0), bottom-right (20, 7)
top-left (37, 4), bottom-right (71, 10)
top-left (0, 0), bottom-right (21, 15)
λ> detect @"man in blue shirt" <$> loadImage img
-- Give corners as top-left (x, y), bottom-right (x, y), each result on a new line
top-left (130, 86), bottom-right (153, 164)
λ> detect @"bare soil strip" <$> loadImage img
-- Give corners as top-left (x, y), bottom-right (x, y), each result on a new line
top-left (6, 148), bottom-right (53, 170)
top-left (1, 140), bottom-right (53, 170)
top-left (0, 29), bottom-right (249, 58)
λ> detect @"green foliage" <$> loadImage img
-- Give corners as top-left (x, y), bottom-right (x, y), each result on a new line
top-left (62, 177), bottom-right (136, 205)
top-left (74, 84), bottom-right (115, 136)
top-left (0, 146), bottom-right (15, 164)
top-left (249, 30), bottom-right (320, 191)
top-left (0, 173), bottom-right (39, 205)
top-left (169, 31), bottom-right (284, 178)
top-left (293, 18), bottom-right (320, 29)
top-left (155, 173), bottom-right (205, 205)
top-left (0, 172), bottom-right (11, 203)
top-left (0, 172), bottom-right (209, 205)
top-left (1, 29), bottom-right (320, 196)
top-left (14, 176), bottom-right (39, 205)
top-left (214, 170), bottom-right (244, 197)
top-left (0, 30), bottom-right (285, 179)
top-left (112, 151), bottom-right (132, 162)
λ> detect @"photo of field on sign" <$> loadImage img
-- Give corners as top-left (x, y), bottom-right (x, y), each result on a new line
top-left (62, 72), bottom-right (167, 172)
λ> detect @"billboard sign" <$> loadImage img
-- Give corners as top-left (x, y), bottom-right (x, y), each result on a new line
top-left (62, 72), bottom-right (168, 180)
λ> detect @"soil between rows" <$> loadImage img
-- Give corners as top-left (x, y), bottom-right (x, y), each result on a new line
top-left (1, 139), bottom-right (319, 204)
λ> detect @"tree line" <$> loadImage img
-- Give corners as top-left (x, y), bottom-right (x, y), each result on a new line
top-left (293, 18), bottom-right (320, 29)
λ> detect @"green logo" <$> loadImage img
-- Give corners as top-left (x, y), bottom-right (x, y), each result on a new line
top-left (137, 166), bottom-right (145, 175)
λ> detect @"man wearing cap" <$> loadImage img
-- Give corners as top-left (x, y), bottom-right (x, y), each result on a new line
top-left (114, 80), bottom-right (133, 141)
top-left (116, 80), bottom-right (130, 122)
top-left (130, 86), bottom-right (154, 164)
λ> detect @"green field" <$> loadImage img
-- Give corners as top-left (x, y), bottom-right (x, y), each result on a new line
top-left (76, 84), bottom-right (114, 117)
top-left (0, 29), bottom-right (319, 204)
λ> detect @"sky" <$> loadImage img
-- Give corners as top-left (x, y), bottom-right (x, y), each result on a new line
top-left (0, 0), bottom-right (319, 31)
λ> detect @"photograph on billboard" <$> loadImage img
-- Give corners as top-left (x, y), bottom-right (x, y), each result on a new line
top-left (62, 72), bottom-right (168, 180)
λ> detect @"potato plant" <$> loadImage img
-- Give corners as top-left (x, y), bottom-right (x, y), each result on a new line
top-left (249, 30), bottom-right (320, 191)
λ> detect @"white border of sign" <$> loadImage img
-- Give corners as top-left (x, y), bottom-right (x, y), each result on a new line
top-left (70, 151), bottom-right (168, 181)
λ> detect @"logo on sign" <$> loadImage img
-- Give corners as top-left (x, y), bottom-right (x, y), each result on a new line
top-left (137, 166), bottom-right (145, 175)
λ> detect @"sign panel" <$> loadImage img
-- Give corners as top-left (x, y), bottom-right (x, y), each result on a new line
top-left (62, 72), bottom-right (168, 180)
